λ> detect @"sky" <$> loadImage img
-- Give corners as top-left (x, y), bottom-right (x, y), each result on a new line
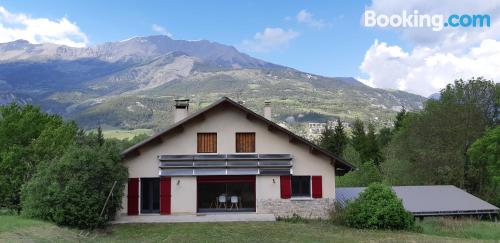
top-left (0, 0), bottom-right (499, 97)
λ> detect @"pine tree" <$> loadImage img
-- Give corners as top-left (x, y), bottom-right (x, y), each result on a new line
top-left (394, 106), bottom-right (407, 132)
top-left (351, 118), bottom-right (366, 154)
top-left (377, 127), bottom-right (393, 147)
top-left (319, 124), bottom-right (335, 154)
top-left (319, 120), bottom-right (348, 157)
top-left (365, 123), bottom-right (383, 166)
top-left (97, 125), bottom-right (105, 147)
top-left (332, 119), bottom-right (348, 157)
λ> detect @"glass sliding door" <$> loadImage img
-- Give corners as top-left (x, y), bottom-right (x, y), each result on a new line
top-left (140, 178), bottom-right (160, 214)
top-left (197, 176), bottom-right (255, 213)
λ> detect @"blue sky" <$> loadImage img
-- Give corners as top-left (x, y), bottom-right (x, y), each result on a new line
top-left (0, 1), bottom-right (400, 78)
top-left (0, 0), bottom-right (499, 96)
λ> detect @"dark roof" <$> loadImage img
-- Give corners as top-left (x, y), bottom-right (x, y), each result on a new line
top-left (336, 185), bottom-right (499, 216)
top-left (122, 97), bottom-right (354, 173)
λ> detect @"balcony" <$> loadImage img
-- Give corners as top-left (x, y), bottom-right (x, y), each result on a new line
top-left (158, 154), bottom-right (292, 176)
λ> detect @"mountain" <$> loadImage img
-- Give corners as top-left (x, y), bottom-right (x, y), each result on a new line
top-left (0, 36), bottom-right (426, 132)
top-left (428, 92), bottom-right (441, 100)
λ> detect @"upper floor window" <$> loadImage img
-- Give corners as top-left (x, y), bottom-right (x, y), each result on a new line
top-left (197, 133), bottom-right (217, 153)
top-left (236, 132), bottom-right (255, 153)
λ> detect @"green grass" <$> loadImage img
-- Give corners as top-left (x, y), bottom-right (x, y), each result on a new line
top-left (101, 129), bottom-right (153, 140)
top-left (418, 218), bottom-right (500, 240)
top-left (1, 215), bottom-right (498, 242)
top-left (0, 215), bottom-right (81, 242)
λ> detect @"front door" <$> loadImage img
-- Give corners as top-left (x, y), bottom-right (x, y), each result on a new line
top-left (141, 178), bottom-right (160, 213)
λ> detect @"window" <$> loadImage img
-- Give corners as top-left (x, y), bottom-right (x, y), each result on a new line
top-left (197, 133), bottom-right (217, 153)
top-left (236, 133), bottom-right (255, 153)
top-left (291, 176), bottom-right (310, 197)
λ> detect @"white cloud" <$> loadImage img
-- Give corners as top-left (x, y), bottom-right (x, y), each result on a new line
top-left (360, 39), bottom-right (500, 96)
top-left (240, 27), bottom-right (299, 53)
top-left (152, 24), bottom-right (172, 37)
top-left (0, 6), bottom-right (88, 47)
top-left (365, 0), bottom-right (500, 49)
top-left (359, 0), bottom-right (500, 96)
top-left (296, 9), bottom-right (326, 29)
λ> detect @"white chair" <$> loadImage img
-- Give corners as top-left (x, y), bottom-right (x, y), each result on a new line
top-left (218, 195), bottom-right (227, 209)
top-left (230, 196), bottom-right (239, 210)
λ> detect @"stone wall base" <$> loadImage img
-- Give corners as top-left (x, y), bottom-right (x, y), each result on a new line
top-left (257, 198), bottom-right (333, 219)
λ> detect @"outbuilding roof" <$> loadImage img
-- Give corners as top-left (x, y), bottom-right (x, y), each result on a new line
top-left (121, 97), bottom-right (354, 174)
top-left (336, 185), bottom-right (499, 216)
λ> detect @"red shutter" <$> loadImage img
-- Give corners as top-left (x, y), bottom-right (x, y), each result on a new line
top-left (160, 177), bottom-right (171, 215)
top-left (280, 176), bottom-right (291, 199)
top-left (312, 176), bottom-right (322, 198)
top-left (127, 178), bottom-right (139, 215)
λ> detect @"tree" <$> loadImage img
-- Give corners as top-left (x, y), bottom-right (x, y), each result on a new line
top-left (97, 125), bottom-right (105, 147)
top-left (365, 123), bottom-right (383, 166)
top-left (377, 127), bottom-right (392, 148)
top-left (21, 140), bottom-right (128, 229)
top-left (319, 119), bottom-right (348, 157)
top-left (350, 119), bottom-right (382, 166)
top-left (394, 106), bottom-right (407, 132)
top-left (467, 126), bottom-right (500, 206)
top-left (332, 119), bottom-right (348, 157)
top-left (0, 104), bottom-right (77, 211)
top-left (319, 124), bottom-right (335, 153)
top-left (386, 78), bottom-right (498, 191)
top-left (336, 161), bottom-right (383, 187)
top-left (351, 119), bottom-right (366, 155)
top-left (440, 78), bottom-right (499, 125)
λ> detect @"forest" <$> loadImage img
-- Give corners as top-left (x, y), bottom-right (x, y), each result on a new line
top-left (319, 78), bottom-right (500, 206)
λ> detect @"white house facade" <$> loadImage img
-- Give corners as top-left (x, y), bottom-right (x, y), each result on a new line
top-left (120, 97), bottom-right (353, 219)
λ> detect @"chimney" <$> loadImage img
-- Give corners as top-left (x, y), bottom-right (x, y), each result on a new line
top-left (174, 99), bottom-right (189, 123)
top-left (264, 101), bottom-right (272, 120)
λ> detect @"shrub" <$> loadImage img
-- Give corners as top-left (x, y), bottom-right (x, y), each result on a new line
top-left (20, 141), bottom-right (127, 229)
top-left (345, 183), bottom-right (414, 230)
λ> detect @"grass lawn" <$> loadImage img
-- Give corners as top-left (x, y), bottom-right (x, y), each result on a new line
top-left (101, 129), bottom-right (153, 140)
top-left (0, 215), bottom-right (498, 242)
top-left (417, 218), bottom-right (500, 240)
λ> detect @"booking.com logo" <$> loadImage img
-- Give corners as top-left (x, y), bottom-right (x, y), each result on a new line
top-left (364, 10), bottom-right (491, 31)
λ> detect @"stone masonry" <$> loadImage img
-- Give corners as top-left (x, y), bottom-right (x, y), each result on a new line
top-left (257, 198), bottom-right (334, 219)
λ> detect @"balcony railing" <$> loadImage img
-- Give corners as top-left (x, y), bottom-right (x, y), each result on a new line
top-left (158, 154), bottom-right (292, 176)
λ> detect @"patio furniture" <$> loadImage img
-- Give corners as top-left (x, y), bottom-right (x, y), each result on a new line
top-left (230, 196), bottom-right (239, 210)
top-left (218, 195), bottom-right (227, 209)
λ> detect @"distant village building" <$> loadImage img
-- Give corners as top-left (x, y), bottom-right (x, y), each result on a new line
top-left (308, 122), bottom-right (326, 135)
top-left (307, 120), bottom-right (351, 139)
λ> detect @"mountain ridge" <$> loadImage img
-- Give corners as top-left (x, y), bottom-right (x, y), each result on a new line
top-left (0, 36), bottom-right (426, 132)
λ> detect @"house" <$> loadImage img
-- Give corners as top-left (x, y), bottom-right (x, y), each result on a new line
top-left (119, 97), bottom-right (353, 219)
top-left (336, 186), bottom-right (499, 219)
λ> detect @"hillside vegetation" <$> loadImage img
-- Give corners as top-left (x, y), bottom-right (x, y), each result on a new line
top-left (0, 36), bottom-right (426, 131)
